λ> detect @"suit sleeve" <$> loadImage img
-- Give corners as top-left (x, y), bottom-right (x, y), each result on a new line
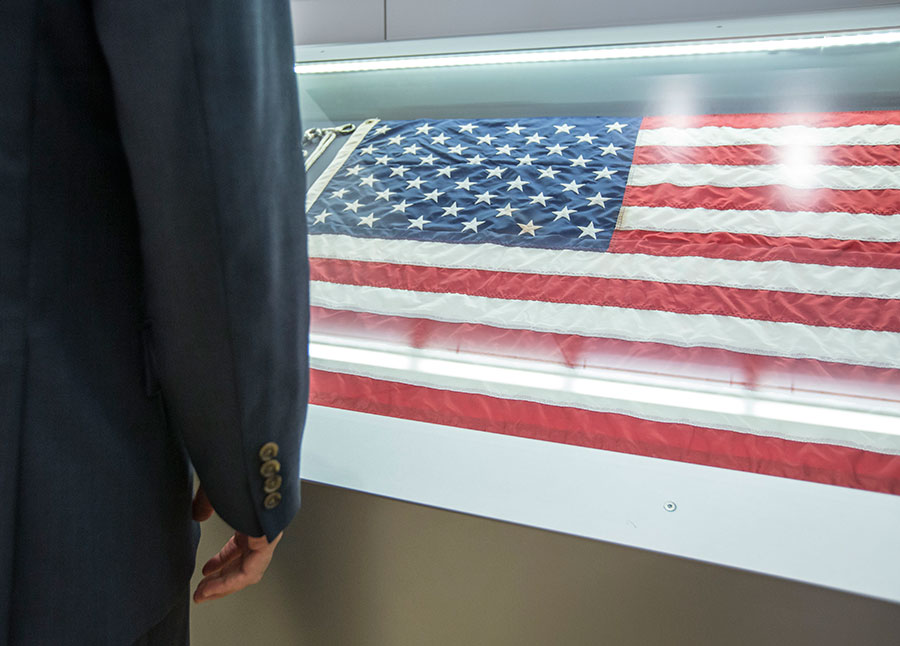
top-left (92, 0), bottom-right (308, 540)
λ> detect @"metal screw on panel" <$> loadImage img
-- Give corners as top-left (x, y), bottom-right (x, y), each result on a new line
top-left (664, 501), bottom-right (677, 512)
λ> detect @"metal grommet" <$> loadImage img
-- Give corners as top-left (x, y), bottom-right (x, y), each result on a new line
top-left (664, 501), bottom-right (677, 512)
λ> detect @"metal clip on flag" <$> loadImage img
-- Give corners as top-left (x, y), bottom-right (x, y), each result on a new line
top-left (302, 123), bottom-right (357, 172)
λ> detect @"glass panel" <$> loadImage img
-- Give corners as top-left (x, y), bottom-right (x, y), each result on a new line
top-left (298, 38), bottom-right (900, 122)
top-left (297, 27), bottom-right (900, 495)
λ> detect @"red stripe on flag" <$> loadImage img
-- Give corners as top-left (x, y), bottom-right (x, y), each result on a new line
top-left (310, 307), bottom-right (900, 403)
top-left (622, 183), bottom-right (900, 216)
top-left (640, 111), bottom-right (900, 129)
top-left (310, 258), bottom-right (900, 332)
top-left (632, 144), bottom-right (900, 167)
top-left (608, 229), bottom-right (900, 270)
top-left (310, 368), bottom-right (900, 495)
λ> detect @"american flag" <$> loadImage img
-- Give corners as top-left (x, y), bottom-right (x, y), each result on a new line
top-left (305, 112), bottom-right (900, 495)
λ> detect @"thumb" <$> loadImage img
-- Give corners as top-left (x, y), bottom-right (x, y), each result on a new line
top-left (192, 485), bottom-right (214, 522)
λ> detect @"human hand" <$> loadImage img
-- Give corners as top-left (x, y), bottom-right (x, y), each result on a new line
top-left (191, 485), bottom-right (284, 604)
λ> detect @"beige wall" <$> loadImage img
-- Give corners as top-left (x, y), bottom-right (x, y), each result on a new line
top-left (191, 482), bottom-right (900, 645)
top-left (290, 0), bottom-right (895, 45)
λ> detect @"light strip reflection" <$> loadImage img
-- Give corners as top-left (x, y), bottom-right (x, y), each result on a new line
top-left (295, 30), bottom-right (900, 74)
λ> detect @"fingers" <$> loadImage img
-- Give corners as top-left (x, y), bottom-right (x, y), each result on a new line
top-left (194, 557), bottom-right (246, 604)
top-left (193, 532), bottom-right (283, 604)
top-left (191, 485), bottom-right (214, 522)
top-left (201, 535), bottom-right (243, 576)
top-left (194, 550), bottom-right (265, 603)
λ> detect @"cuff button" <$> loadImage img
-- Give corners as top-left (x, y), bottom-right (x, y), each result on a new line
top-left (258, 442), bottom-right (279, 461)
top-left (263, 475), bottom-right (283, 494)
top-left (263, 492), bottom-right (282, 510)
top-left (260, 459), bottom-right (281, 478)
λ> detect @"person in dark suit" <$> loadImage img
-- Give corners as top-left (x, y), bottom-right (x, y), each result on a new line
top-left (0, 0), bottom-right (308, 643)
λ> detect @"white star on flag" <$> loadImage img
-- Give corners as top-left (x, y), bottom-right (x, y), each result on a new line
top-left (388, 134), bottom-right (405, 146)
top-left (605, 121), bottom-right (627, 133)
top-left (389, 165), bottom-right (409, 177)
top-left (313, 210), bottom-right (331, 224)
top-left (477, 134), bottom-right (497, 145)
top-left (554, 124), bottom-right (575, 134)
top-left (441, 202), bottom-right (462, 217)
top-left (474, 191), bottom-right (496, 205)
top-left (461, 217), bottom-right (483, 232)
top-left (359, 175), bottom-right (378, 187)
top-left (517, 220), bottom-right (543, 236)
top-left (552, 205), bottom-right (576, 221)
top-left (486, 166), bottom-right (505, 178)
top-left (516, 154), bottom-right (535, 165)
top-left (600, 143), bottom-right (622, 156)
top-left (423, 189), bottom-right (444, 202)
top-left (495, 203), bottom-right (519, 218)
top-left (343, 200), bottom-right (362, 213)
top-left (586, 192), bottom-right (610, 207)
top-left (357, 213), bottom-right (380, 227)
top-left (545, 143), bottom-right (568, 156)
top-left (538, 167), bottom-right (560, 179)
top-left (506, 177), bottom-right (528, 191)
top-left (406, 176), bottom-right (426, 189)
top-left (448, 144), bottom-right (469, 155)
top-left (407, 215), bottom-right (429, 229)
top-left (391, 200), bottom-right (410, 213)
top-left (455, 177), bottom-right (475, 190)
top-left (594, 167), bottom-right (617, 180)
top-left (577, 221), bottom-right (602, 238)
top-left (419, 154), bottom-right (437, 165)
top-left (403, 143), bottom-right (422, 155)
top-left (576, 133), bottom-right (597, 144)
top-left (431, 133), bottom-right (450, 145)
top-left (414, 123), bottom-right (433, 135)
top-left (467, 154), bottom-right (485, 165)
top-left (529, 193), bottom-right (550, 206)
top-left (525, 133), bottom-right (545, 144)
top-left (505, 123), bottom-right (524, 134)
top-left (373, 124), bottom-right (390, 136)
top-left (561, 180), bottom-right (584, 194)
top-left (344, 165), bottom-right (363, 176)
top-left (459, 123), bottom-right (479, 133)
top-left (375, 188), bottom-right (394, 201)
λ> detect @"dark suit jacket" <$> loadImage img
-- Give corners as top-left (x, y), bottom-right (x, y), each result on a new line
top-left (0, 1), bottom-right (308, 642)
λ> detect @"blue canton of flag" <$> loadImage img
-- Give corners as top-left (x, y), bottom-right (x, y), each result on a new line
top-left (308, 117), bottom-right (641, 250)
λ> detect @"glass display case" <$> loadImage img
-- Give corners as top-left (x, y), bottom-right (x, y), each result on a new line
top-left (294, 7), bottom-right (900, 602)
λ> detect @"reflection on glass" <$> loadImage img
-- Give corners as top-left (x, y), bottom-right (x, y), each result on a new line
top-left (298, 24), bottom-right (900, 495)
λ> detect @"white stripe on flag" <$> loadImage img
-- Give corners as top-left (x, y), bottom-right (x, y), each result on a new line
top-left (310, 280), bottom-right (900, 369)
top-left (635, 124), bottom-right (900, 147)
top-left (308, 234), bottom-right (900, 300)
top-left (617, 206), bottom-right (900, 241)
top-left (627, 163), bottom-right (900, 190)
